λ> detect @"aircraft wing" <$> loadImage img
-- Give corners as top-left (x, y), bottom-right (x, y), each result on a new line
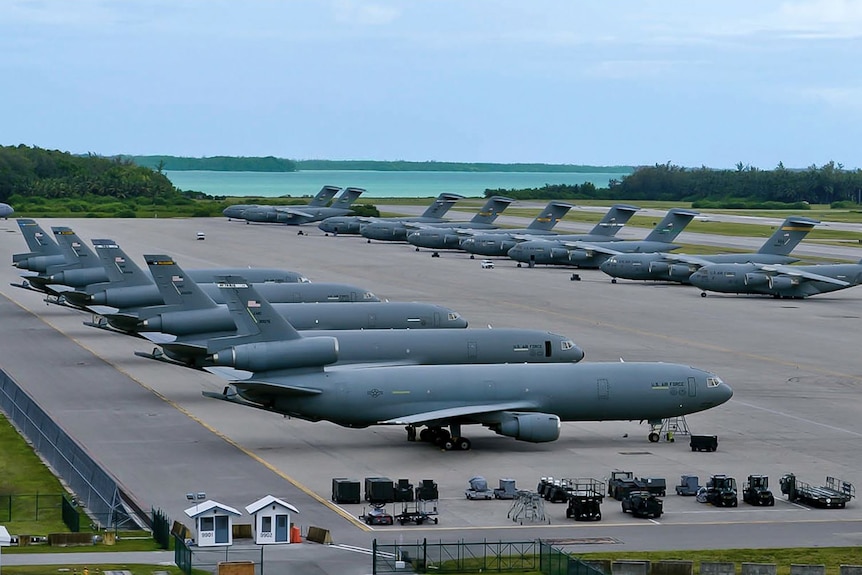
top-left (663, 253), bottom-right (715, 267)
top-left (561, 241), bottom-right (622, 256)
top-left (757, 264), bottom-right (851, 286)
top-left (232, 379), bottom-right (323, 396)
top-left (140, 331), bottom-right (179, 344)
top-left (275, 207), bottom-right (315, 219)
top-left (380, 402), bottom-right (536, 426)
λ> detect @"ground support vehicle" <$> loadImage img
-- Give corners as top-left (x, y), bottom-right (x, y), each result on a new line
top-left (705, 475), bottom-right (738, 507)
top-left (621, 490), bottom-right (663, 518)
top-left (743, 475), bottom-right (775, 506)
top-left (675, 475), bottom-right (701, 496)
top-left (779, 474), bottom-right (855, 508)
top-left (637, 476), bottom-right (667, 497)
top-left (564, 479), bottom-right (604, 521)
top-left (690, 434), bottom-right (718, 452)
top-left (608, 471), bottom-right (647, 501)
top-left (395, 500), bottom-right (439, 525)
top-left (465, 476), bottom-right (494, 500)
top-left (546, 478), bottom-right (580, 503)
top-left (494, 478), bottom-right (518, 499)
top-left (360, 504), bottom-right (394, 525)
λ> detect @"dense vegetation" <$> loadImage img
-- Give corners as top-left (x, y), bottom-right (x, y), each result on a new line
top-left (486, 162), bottom-right (862, 208)
top-left (129, 155), bottom-right (297, 172)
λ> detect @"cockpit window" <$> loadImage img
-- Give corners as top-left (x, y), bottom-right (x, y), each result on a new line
top-left (447, 312), bottom-right (460, 321)
top-left (363, 291), bottom-right (376, 300)
top-left (561, 339), bottom-right (576, 350)
top-left (707, 376), bottom-right (723, 388)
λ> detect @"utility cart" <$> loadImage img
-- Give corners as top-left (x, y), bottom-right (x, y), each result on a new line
top-left (621, 490), bottom-right (663, 518)
top-left (690, 434), bottom-right (718, 452)
top-left (779, 474), bottom-right (855, 508)
top-left (564, 478), bottom-right (604, 521)
top-left (675, 475), bottom-right (701, 496)
top-left (395, 500), bottom-right (439, 525)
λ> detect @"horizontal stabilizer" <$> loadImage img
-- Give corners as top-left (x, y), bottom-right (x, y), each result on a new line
top-left (380, 402), bottom-right (534, 426)
top-left (232, 379), bottom-right (323, 396)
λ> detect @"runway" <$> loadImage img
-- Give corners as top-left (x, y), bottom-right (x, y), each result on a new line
top-left (1, 214), bottom-right (862, 566)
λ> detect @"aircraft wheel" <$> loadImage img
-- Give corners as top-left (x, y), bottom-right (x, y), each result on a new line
top-left (456, 437), bottom-right (471, 451)
top-left (700, 292), bottom-right (707, 298)
top-left (443, 438), bottom-right (456, 451)
top-left (470, 254), bottom-right (475, 259)
top-left (419, 428), bottom-right (433, 442)
top-left (648, 432), bottom-right (660, 443)
top-left (517, 263), bottom-right (522, 268)
top-left (367, 239), bottom-right (371, 244)
top-left (432, 252), bottom-right (439, 258)
top-left (611, 278), bottom-right (617, 284)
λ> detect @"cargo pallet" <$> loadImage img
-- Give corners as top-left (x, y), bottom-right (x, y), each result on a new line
top-left (779, 474), bottom-right (855, 509)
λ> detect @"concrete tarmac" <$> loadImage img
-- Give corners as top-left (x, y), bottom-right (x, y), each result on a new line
top-left (1, 214), bottom-right (862, 571)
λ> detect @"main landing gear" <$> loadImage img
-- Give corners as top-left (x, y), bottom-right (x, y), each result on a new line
top-left (647, 419), bottom-right (662, 443)
top-left (406, 425), bottom-right (472, 451)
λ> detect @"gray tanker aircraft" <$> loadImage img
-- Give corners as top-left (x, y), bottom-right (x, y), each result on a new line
top-left (317, 192), bottom-right (463, 235)
top-left (0, 203), bottom-right (13, 218)
top-left (457, 201), bottom-right (578, 258)
top-left (359, 195), bottom-right (514, 243)
top-left (53, 242), bottom-right (376, 310)
top-left (507, 208), bottom-right (699, 268)
top-left (239, 187), bottom-right (364, 225)
top-left (95, 253), bottom-right (466, 335)
top-left (142, 274), bottom-right (583, 369)
top-left (222, 185), bottom-right (340, 220)
top-left (599, 216), bottom-right (819, 284)
top-left (15, 230), bottom-right (307, 296)
top-left (201, 301), bottom-right (732, 450)
top-left (689, 259), bottom-right (862, 298)
top-left (12, 219), bottom-right (65, 272)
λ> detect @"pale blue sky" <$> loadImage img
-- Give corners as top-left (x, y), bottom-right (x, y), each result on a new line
top-left (2, 0), bottom-right (860, 169)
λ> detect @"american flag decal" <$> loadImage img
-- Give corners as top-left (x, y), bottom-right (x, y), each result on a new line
top-left (115, 257), bottom-right (125, 263)
top-left (247, 300), bottom-right (261, 308)
top-left (171, 275), bottom-right (183, 282)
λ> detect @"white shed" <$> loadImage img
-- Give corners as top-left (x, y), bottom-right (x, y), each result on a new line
top-left (184, 500), bottom-right (241, 547)
top-left (245, 495), bottom-right (300, 545)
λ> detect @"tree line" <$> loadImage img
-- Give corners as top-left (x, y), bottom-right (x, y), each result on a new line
top-left (487, 162), bottom-right (862, 207)
top-left (0, 145), bottom-right (180, 204)
top-left (129, 155), bottom-right (298, 172)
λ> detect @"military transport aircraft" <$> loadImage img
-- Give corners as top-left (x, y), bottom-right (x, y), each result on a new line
top-left (12, 219), bottom-right (65, 273)
top-left (200, 287), bottom-right (732, 450)
top-left (222, 185), bottom-right (341, 220)
top-left (456, 201), bottom-right (578, 258)
top-left (359, 195), bottom-right (514, 243)
top-left (0, 203), bottom-right (13, 218)
top-left (507, 208), bottom-right (699, 268)
top-left (239, 187), bottom-right (364, 225)
top-left (40, 240), bottom-right (375, 310)
top-left (599, 216), bottom-right (820, 284)
top-left (138, 273), bottom-right (584, 369)
top-left (94, 253), bottom-right (467, 335)
top-left (689, 259), bottom-right (862, 298)
top-left (317, 192), bottom-right (463, 235)
top-left (405, 198), bottom-right (591, 256)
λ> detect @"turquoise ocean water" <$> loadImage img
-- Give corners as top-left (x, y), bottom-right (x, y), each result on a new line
top-left (165, 170), bottom-right (629, 199)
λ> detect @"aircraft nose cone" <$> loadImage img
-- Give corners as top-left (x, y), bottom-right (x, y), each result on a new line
top-left (689, 270), bottom-right (708, 288)
top-left (599, 259), bottom-right (614, 273)
top-left (571, 345), bottom-right (585, 362)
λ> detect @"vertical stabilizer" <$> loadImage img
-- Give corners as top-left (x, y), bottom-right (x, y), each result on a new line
top-left (307, 185), bottom-right (342, 207)
top-left (468, 196), bottom-right (514, 224)
top-left (209, 275), bottom-right (301, 348)
top-left (587, 204), bottom-right (641, 237)
top-left (145, 254), bottom-right (219, 309)
top-left (756, 217), bottom-right (819, 255)
top-left (90, 239), bottom-right (153, 289)
top-left (642, 209), bottom-right (699, 242)
top-left (420, 193), bottom-right (464, 218)
top-left (16, 219), bottom-right (62, 256)
top-left (331, 187), bottom-right (365, 209)
top-left (525, 201), bottom-right (573, 231)
top-left (49, 227), bottom-right (101, 272)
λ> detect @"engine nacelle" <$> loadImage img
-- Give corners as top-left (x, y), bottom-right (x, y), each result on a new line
top-left (744, 273), bottom-right (770, 286)
top-left (141, 310), bottom-right (235, 335)
top-left (494, 412), bottom-right (561, 443)
top-left (768, 276), bottom-right (797, 291)
top-left (648, 261), bottom-right (670, 274)
top-left (49, 268), bottom-right (106, 287)
top-left (211, 337), bottom-right (339, 372)
top-left (549, 247), bottom-right (568, 260)
top-left (567, 250), bottom-right (589, 263)
top-left (668, 264), bottom-right (696, 281)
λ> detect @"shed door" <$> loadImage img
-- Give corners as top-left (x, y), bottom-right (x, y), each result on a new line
top-left (275, 514), bottom-right (288, 541)
top-left (214, 516), bottom-right (229, 544)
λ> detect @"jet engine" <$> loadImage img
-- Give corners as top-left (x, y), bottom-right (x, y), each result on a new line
top-left (667, 264), bottom-right (697, 281)
top-left (548, 247), bottom-right (568, 260)
top-left (648, 261), bottom-right (670, 275)
top-left (47, 268), bottom-right (106, 287)
top-left (141, 310), bottom-right (235, 335)
top-left (744, 273), bottom-right (770, 286)
top-left (493, 412), bottom-right (561, 443)
top-left (209, 337), bottom-right (339, 372)
top-left (768, 276), bottom-right (798, 291)
top-left (567, 250), bottom-right (590, 263)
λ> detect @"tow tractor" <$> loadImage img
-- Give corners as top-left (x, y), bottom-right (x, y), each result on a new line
top-left (743, 475), bottom-right (775, 506)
